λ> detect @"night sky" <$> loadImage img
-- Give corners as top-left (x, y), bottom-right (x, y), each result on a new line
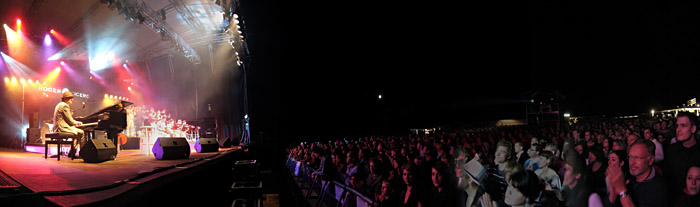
top-left (243, 1), bottom-right (700, 142)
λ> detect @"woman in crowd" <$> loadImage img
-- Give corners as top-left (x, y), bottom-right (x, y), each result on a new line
top-left (586, 146), bottom-right (608, 197)
top-left (673, 165), bottom-right (700, 207)
top-left (604, 150), bottom-right (628, 207)
top-left (480, 170), bottom-right (543, 207)
top-left (399, 163), bottom-right (427, 207)
top-left (429, 161), bottom-right (465, 207)
top-left (602, 137), bottom-right (614, 156)
top-left (376, 179), bottom-right (400, 207)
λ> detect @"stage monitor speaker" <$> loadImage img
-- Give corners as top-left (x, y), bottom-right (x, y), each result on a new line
top-left (29, 112), bottom-right (39, 128)
top-left (152, 137), bottom-right (190, 160)
top-left (26, 128), bottom-right (41, 144)
top-left (81, 138), bottom-right (117, 163)
top-left (195, 138), bottom-right (219, 153)
top-left (121, 137), bottom-right (140, 149)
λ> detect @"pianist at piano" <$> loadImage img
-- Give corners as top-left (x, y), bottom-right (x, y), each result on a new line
top-left (52, 91), bottom-right (85, 159)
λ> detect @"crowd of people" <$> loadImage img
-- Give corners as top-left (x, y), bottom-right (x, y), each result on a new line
top-left (286, 111), bottom-right (700, 207)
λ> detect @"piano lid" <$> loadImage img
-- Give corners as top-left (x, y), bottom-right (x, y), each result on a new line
top-left (89, 100), bottom-right (134, 115)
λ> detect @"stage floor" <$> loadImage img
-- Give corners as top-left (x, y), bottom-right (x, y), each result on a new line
top-left (0, 147), bottom-right (239, 206)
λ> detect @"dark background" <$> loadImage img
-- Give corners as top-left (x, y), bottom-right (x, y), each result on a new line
top-left (259, 1), bottom-right (700, 142)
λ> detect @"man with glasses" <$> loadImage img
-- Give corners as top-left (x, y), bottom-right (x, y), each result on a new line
top-left (606, 139), bottom-right (667, 207)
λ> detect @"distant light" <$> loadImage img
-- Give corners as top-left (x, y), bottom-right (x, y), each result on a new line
top-left (127, 86), bottom-right (131, 91)
top-left (378, 94), bottom-right (382, 99)
top-left (50, 29), bottom-right (55, 34)
top-left (125, 60), bottom-right (129, 63)
top-left (43, 81), bottom-right (46, 85)
top-left (530, 99), bottom-right (535, 103)
top-left (564, 113), bottom-right (571, 118)
top-left (60, 61), bottom-right (65, 65)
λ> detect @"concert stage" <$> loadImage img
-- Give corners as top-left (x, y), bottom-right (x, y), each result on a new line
top-left (0, 146), bottom-right (241, 206)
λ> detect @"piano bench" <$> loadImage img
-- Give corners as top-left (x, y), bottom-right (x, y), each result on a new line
top-left (44, 132), bottom-right (77, 161)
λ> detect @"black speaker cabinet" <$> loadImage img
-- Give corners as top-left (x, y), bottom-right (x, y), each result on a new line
top-left (152, 137), bottom-right (190, 160)
top-left (81, 138), bottom-right (117, 163)
top-left (121, 137), bottom-right (140, 149)
top-left (26, 128), bottom-right (41, 144)
top-left (29, 112), bottom-right (39, 128)
top-left (195, 138), bottom-right (219, 153)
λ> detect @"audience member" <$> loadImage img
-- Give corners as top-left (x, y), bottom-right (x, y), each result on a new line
top-left (642, 127), bottom-right (664, 163)
top-left (429, 161), bottom-right (466, 207)
top-left (672, 165), bottom-right (700, 207)
top-left (607, 139), bottom-right (667, 207)
top-left (665, 112), bottom-right (700, 195)
top-left (515, 141), bottom-right (530, 166)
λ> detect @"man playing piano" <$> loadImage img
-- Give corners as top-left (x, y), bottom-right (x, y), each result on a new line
top-left (53, 91), bottom-right (84, 158)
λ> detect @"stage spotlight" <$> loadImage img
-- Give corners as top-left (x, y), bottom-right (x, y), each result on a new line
top-left (43, 81), bottom-right (46, 85)
top-left (125, 60), bottom-right (129, 63)
top-left (16, 19), bottom-right (21, 25)
top-left (123, 64), bottom-right (126, 68)
top-left (27, 78), bottom-right (31, 83)
top-left (60, 61), bottom-right (65, 65)
top-left (11, 77), bottom-right (16, 83)
top-left (35, 80), bottom-right (38, 84)
top-left (109, 95), bottom-right (113, 99)
top-left (20, 78), bottom-right (25, 84)
top-left (50, 29), bottom-right (55, 34)
top-left (128, 86), bottom-right (131, 91)
top-left (4, 77), bottom-right (8, 82)
top-left (44, 34), bottom-right (52, 46)
top-left (108, 51), bottom-right (115, 59)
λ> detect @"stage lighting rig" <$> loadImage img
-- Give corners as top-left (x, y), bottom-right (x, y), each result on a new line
top-left (101, 0), bottom-right (201, 64)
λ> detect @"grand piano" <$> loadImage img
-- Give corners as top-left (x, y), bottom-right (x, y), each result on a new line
top-left (75, 100), bottom-right (132, 147)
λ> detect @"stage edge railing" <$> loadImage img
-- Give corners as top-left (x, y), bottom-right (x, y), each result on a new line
top-left (286, 157), bottom-right (377, 207)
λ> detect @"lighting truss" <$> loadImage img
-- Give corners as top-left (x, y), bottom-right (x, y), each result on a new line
top-left (102, 0), bottom-right (201, 64)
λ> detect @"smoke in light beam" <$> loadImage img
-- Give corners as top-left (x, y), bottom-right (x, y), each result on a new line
top-left (0, 52), bottom-right (38, 78)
